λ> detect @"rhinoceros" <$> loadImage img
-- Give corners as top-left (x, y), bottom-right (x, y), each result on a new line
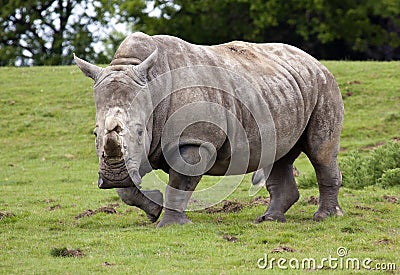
top-left (74, 32), bottom-right (344, 227)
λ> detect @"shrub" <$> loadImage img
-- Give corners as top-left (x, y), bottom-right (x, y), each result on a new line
top-left (378, 168), bottom-right (400, 188)
top-left (341, 141), bottom-right (400, 189)
top-left (297, 141), bottom-right (400, 189)
top-left (340, 151), bottom-right (370, 189)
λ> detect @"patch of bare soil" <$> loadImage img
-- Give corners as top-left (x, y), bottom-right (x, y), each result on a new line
top-left (249, 196), bottom-right (270, 206)
top-left (47, 204), bottom-right (61, 211)
top-left (0, 211), bottom-right (14, 219)
top-left (377, 238), bottom-right (391, 245)
top-left (102, 262), bottom-right (115, 267)
top-left (270, 246), bottom-right (295, 253)
top-left (383, 195), bottom-right (398, 203)
top-left (303, 196), bottom-right (319, 205)
top-left (361, 141), bottom-right (386, 151)
top-left (205, 200), bottom-right (244, 214)
top-left (96, 206), bottom-right (118, 214)
top-left (346, 80), bottom-right (362, 85)
top-left (343, 91), bottom-right (354, 98)
top-left (223, 234), bottom-right (239, 243)
top-left (50, 247), bottom-right (84, 257)
top-left (205, 196), bottom-right (271, 214)
top-left (75, 203), bottom-right (120, 219)
top-left (354, 205), bottom-right (381, 212)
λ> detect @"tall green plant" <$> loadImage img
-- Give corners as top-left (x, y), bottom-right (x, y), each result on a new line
top-left (340, 141), bottom-right (400, 189)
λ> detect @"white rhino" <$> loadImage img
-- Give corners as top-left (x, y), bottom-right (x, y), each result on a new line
top-left (74, 32), bottom-right (344, 227)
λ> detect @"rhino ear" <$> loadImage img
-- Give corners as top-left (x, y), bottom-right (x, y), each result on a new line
top-left (74, 53), bottom-right (102, 81)
top-left (130, 48), bottom-right (158, 84)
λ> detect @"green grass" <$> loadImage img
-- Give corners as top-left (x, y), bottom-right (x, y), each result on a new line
top-left (0, 62), bottom-right (399, 274)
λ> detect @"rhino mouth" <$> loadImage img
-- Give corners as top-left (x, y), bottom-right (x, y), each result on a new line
top-left (98, 158), bottom-right (134, 189)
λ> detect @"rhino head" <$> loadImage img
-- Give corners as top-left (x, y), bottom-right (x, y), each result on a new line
top-left (74, 50), bottom-right (163, 222)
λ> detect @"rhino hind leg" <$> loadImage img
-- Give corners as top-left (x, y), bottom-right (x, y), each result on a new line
top-left (303, 83), bottom-right (344, 221)
top-left (310, 160), bottom-right (343, 221)
top-left (255, 147), bottom-right (301, 223)
top-left (303, 134), bottom-right (344, 221)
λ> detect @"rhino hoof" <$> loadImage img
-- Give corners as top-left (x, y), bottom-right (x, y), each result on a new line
top-left (254, 213), bottom-right (286, 224)
top-left (312, 206), bottom-right (344, 221)
top-left (157, 210), bottom-right (192, 228)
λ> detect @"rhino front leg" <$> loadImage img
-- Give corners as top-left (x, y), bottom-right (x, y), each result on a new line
top-left (157, 145), bottom-right (203, 228)
top-left (116, 187), bottom-right (163, 223)
top-left (157, 170), bottom-right (201, 227)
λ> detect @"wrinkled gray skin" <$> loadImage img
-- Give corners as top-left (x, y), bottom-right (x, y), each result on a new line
top-left (74, 32), bottom-right (344, 227)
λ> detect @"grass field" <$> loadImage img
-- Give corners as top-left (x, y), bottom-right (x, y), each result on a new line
top-left (0, 62), bottom-right (399, 274)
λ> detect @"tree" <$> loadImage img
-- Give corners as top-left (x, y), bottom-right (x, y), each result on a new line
top-left (0, 0), bottom-right (114, 66)
top-left (118, 0), bottom-right (400, 60)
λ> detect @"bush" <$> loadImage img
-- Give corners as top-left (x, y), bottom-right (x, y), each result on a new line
top-left (297, 141), bottom-right (400, 189)
top-left (341, 141), bottom-right (400, 189)
top-left (378, 168), bottom-right (400, 189)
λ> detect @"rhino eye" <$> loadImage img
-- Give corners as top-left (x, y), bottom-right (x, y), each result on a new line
top-left (137, 129), bottom-right (143, 137)
top-left (93, 127), bottom-right (98, 137)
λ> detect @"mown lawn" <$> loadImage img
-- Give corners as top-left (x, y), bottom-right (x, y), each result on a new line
top-left (0, 62), bottom-right (399, 274)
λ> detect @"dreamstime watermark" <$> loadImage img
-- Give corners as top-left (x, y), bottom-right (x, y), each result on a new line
top-left (257, 247), bottom-right (397, 271)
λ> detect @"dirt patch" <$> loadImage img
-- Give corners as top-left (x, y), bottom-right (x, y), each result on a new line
top-left (303, 196), bottom-right (319, 205)
top-left (102, 262), bottom-right (115, 267)
top-left (45, 198), bottom-right (56, 204)
top-left (204, 196), bottom-right (270, 214)
top-left (354, 205), bottom-right (381, 212)
top-left (0, 211), bottom-right (14, 219)
top-left (50, 247), bottom-right (84, 257)
top-left (223, 234), bottom-right (239, 243)
top-left (96, 206), bottom-right (118, 214)
top-left (47, 204), bottom-right (61, 211)
top-left (346, 80), bottom-right (362, 85)
top-left (377, 238), bottom-right (391, 245)
top-left (343, 91), bottom-right (354, 98)
top-left (383, 195), bottom-right (398, 203)
top-left (75, 203), bottom-right (119, 219)
top-left (341, 226), bottom-right (359, 233)
top-left (270, 246), bottom-right (295, 253)
top-left (361, 141), bottom-right (386, 151)
top-left (205, 200), bottom-right (243, 214)
top-left (75, 209), bottom-right (96, 219)
top-left (226, 45), bottom-right (256, 59)
top-left (249, 196), bottom-right (270, 206)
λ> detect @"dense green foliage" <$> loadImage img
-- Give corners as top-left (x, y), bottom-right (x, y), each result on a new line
top-left (298, 142), bottom-right (400, 189)
top-left (1, 0), bottom-right (400, 65)
top-left (127, 0), bottom-right (400, 60)
top-left (342, 142), bottom-right (400, 189)
top-left (0, 0), bottom-right (114, 65)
